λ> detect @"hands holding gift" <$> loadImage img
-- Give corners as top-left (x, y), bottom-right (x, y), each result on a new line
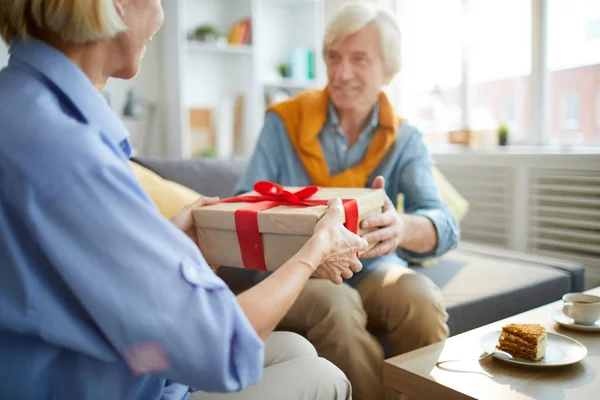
top-left (170, 195), bottom-right (219, 246)
top-left (359, 176), bottom-right (406, 259)
top-left (172, 195), bottom-right (367, 284)
top-left (307, 198), bottom-right (369, 284)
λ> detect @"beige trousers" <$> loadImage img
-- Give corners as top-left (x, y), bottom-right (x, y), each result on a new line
top-left (278, 263), bottom-right (449, 400)
top-left (191, 331), bottom-right (352, 400)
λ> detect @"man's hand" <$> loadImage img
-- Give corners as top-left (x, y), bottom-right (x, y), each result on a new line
top-left (170, 196), bottom-right (219, 246)
top-left (359, 176), bottom-right (406, 259)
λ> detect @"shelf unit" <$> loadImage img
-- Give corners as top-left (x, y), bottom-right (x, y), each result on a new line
top-left (187, 41), bottom-right (254, 55)
top-left (162, 0), bottom-right (326, 159)
top-left (262, 77), bottom-right (321, 89)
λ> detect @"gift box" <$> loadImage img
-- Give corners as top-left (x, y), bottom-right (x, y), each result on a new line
top-left (192, 181), bottom-right (386, 271)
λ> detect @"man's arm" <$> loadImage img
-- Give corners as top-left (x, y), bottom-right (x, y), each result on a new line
top-left (360, 127), bottom-right (459, 261)
top-left (397, 214), bottom-right (439, 254)
top-left (394, 127), bottom-right (460, 260)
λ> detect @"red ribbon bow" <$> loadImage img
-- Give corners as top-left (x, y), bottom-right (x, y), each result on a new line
top-left (220, 181), bottom-right (359, 271)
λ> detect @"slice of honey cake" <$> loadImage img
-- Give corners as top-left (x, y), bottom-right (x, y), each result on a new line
top-left (496, 323), bottom-right (547, 361)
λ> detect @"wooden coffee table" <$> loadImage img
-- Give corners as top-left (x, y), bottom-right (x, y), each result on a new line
top-left (383, 287), bottom-right (600, 400)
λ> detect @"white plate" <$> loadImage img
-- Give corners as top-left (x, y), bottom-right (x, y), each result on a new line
top-left (479, 330), bottom-right (587, 367)
top-left (551, 310), bottom-right (600, 332)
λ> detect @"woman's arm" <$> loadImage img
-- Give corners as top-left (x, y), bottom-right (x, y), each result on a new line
top-left (237, 199), bottom-right (367, 339)
top-left (236, 242), bottom-right (319, 339)
top-left (33, 161), bottom-right (265, 393)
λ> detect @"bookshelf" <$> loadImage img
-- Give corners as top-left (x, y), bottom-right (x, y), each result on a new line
top-left (161, 0), bottom-right (326, 159)
top-left (187, 42), bottom-right (254, 55)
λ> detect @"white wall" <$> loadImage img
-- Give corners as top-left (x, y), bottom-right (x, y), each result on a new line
top-left (0, 40), bottom-right (8, 68)
top-left (326, 0), bottom-right (394, 21)
top-left (104, 29), bottom-right (165, 156)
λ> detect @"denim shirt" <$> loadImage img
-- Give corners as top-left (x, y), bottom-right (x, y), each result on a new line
top-left (0, 38), bottom-right (264, 400)
top-left (235, 103), bottom-right (460, 286)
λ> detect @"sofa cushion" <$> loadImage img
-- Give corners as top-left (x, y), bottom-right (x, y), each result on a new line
top-left (130, 161), bottom-right (203, 219)
top-left (418, 248), bottom-right (572, 335)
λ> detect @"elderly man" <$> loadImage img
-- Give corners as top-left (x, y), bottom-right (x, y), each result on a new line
top-left (235, 2), bottom-right (460, 399)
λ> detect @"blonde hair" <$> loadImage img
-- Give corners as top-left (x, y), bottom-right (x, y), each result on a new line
top-left (0, 0), bottom-right (127, 45)
top-left (323, 2), bottom-right (402, 83)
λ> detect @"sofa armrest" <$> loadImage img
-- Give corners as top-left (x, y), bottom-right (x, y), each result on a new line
top-left (457, 241), bottom-right (585, 292)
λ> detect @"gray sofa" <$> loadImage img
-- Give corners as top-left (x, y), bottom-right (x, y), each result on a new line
top-left (134, 156), bottom-right (585, 337)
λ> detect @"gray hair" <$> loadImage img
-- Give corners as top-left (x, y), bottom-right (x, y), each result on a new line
top-left (323, 2), bottom-right (402, 83)
top-left (0, 0), bottom-right (127, 45)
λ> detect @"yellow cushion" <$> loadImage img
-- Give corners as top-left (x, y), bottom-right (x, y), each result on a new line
top-left (432, 167), bottom-right (469, 223)
top-left (129, 161), bottom-right (203, 219)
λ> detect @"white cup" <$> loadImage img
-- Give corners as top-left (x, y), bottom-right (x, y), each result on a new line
top-left (562, 293), bottom-right (600, 325)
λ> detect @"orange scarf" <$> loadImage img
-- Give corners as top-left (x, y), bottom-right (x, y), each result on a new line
top-left (267, 88), bottom-right (402, 187)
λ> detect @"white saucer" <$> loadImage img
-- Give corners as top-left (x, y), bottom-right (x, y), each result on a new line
top-left (480, 330), bottom-right (587, 367)
top-left (551, 310), bottom-right (600, 332)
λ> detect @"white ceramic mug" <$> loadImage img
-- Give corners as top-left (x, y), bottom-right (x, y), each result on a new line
top-left (562, 293), bottom-right (600, 325)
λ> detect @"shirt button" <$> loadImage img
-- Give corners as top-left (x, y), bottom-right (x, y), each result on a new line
top-left (181, 258), bottom-right (202, 286)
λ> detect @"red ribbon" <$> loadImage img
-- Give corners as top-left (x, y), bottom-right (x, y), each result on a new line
top-left (220, 181), bottom-right (359, 271)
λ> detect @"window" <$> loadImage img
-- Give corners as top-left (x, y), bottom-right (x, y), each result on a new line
top-left (596, 89), bottom-right (600, 128)
top-left (587, 19), bottom-right (600, 41)
top-left (394, 0), bottom-right (462, 146)
top-left (561, 91), bottom-right (580, 130)
top-left (503, 98), bottom-right (516, 125)
top-left (392, 0), bottom-right (600, 147)
top-left (548, 0), bottom-right (600, 144)
top-left (469, 0), bottom-right (531, 143)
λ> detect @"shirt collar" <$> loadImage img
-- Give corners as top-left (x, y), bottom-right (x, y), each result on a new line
top-left (9, 37), bottom-right (130, 148)
top-left (327, 101), bottom-right (380, 132)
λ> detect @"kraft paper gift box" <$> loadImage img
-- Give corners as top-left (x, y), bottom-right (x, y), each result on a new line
top-left (192, 182), bottom-right (386, 271)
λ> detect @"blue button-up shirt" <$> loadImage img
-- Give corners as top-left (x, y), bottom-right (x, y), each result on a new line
top-left (0, 38), bottom-right (263, 400)
top-left (235, 103), bottom-right (460, 286)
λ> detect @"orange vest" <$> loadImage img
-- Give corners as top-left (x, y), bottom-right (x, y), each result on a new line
top-left (267, 88), bottom-right (402, 187)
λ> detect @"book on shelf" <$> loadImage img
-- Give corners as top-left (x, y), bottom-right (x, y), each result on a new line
top-left (228, 19), bottom-right (251, 45)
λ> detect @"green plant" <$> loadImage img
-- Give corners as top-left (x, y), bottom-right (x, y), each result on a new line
top-left (193, 24), bottom-right (219, 38)
top-left (277, 62), bottom-right (290, 78)
top-left (497, 123), bottom-right (509, 145)
top-left (198, 146), bottom-right (217, 158)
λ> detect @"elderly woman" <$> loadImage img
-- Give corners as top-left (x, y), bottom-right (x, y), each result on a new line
top-left (236, 3), bottom-right (460, 400)
top-left (0, 1), bottom-right (367, 399)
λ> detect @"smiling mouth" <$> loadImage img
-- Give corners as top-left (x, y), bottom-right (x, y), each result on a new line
top-left (334, 88), bottom-right (359, 95)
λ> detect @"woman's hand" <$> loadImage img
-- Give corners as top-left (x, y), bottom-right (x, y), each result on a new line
top-left (170, 196), bottom-right (219, 245)
top-left (306, 198), bottom-right (369, 284)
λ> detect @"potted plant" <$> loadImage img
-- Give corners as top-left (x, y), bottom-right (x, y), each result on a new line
top-left (497, 123), bottom-right (509, 146)
top-left (195, 146), bottom-right (217, 158)
top-left (277, 62), bottom-right (291, 78)
top-left (192, 25), bottom-right (219, 42)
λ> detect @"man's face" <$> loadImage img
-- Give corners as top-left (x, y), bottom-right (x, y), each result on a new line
top-left (325, 25), bottom-right (386, 113)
